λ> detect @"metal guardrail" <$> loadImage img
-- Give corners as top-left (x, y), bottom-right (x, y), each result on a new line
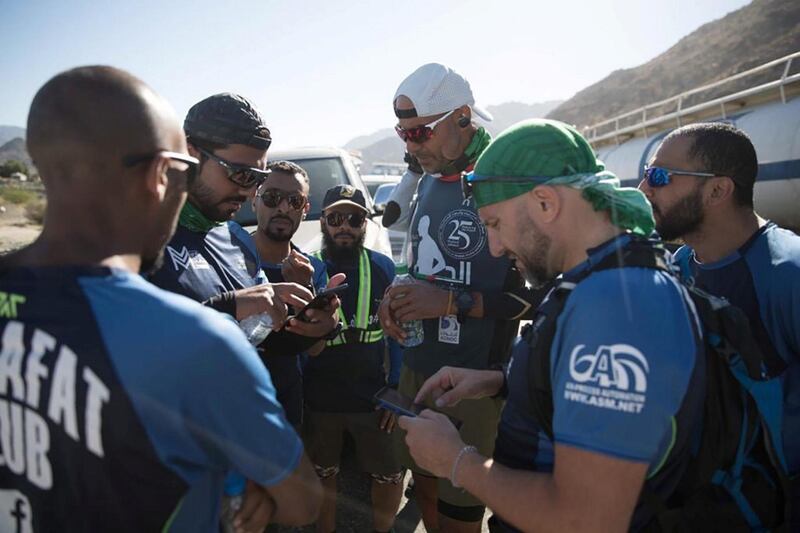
top-left (585, 50), bottom-right (800, 146)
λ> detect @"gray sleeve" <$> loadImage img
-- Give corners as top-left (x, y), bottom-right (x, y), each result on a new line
top-left (384, 170), bottom-right (423, 232)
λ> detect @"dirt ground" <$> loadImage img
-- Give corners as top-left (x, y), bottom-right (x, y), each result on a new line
top-left (0, 203), bottom-right (40, 253)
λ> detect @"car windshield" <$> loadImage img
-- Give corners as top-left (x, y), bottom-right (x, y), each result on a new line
top-left (235, 156), bottom-right (351, 226)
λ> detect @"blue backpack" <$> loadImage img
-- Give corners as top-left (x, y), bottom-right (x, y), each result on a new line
top-left (523, 237), bottom-right (790, 531)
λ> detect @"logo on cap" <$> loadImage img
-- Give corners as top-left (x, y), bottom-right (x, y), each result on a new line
top-left (340, 185), bottom-right (356, 198)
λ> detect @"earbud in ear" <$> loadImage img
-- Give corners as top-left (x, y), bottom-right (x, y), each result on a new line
top-left (458, 115), bottom-right (470, 128)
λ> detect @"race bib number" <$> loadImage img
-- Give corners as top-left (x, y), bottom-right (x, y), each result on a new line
top-left (438, 315), bottom-right (460, 344)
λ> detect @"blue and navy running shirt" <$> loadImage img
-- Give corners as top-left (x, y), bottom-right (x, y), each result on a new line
top-left (259, 243), bottom-right (327, 425)
top-left (674, 222), bottom-right (800, 475)
top-left (0, 266), bottom-right (301, 532)
top-left (149, 222), bottom-right (267, 301)
top-left (494, 234), bottom-right (704, 531)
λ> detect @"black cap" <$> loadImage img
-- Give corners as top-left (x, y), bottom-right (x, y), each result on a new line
top-left (322, 185), bottom-right (368, 213)
top-left (184, 93), bottom-right (272, 150)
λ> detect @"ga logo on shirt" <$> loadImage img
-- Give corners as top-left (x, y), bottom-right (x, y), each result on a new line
top-left (563, 344), bottom-right (649, 414)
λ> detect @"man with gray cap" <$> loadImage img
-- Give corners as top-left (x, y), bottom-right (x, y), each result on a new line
top-left (148, 93), bottom-right (343, 529)
top-left (378, 64), bottom-right (537, 533)
top-left (149, 93), bottom-right (341, 341)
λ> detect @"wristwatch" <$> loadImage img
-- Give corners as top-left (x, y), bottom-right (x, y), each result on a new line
top-left (455, 290), bottom-right (474, 324)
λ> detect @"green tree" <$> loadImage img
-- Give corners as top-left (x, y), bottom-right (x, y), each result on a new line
top-left (0, 160), bottom-right (29, 177)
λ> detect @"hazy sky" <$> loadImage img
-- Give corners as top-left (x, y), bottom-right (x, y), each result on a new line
top-left (0, 0), bottom-right (749, 148)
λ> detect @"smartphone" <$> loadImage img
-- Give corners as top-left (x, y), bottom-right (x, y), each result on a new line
top-left (292, 283), bottom-right (349, 323)
top-left (374, 386), bottom-right (424, 417)
top-left (374, 386), bottom-right (463, 429)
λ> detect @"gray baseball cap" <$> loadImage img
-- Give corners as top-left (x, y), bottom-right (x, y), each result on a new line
top-left (184, 93), bottom-right (272, 150)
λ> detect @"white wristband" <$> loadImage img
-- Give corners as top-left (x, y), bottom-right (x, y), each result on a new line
top-left (450, 445), bottom-right (478, 488)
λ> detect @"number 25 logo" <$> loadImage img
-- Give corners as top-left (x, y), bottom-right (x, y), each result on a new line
top-left (447, 219), bottom-right (472, 250)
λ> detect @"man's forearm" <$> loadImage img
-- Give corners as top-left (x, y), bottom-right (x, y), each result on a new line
top-left (455, 454), bottom-right (565, 533)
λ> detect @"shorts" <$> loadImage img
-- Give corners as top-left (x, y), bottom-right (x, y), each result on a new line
top-left (304, 410), bottom-right (401, 476)
top-left (396, 365), bottom-right (504, 509)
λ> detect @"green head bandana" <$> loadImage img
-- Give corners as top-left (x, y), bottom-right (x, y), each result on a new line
top-left (471, 119), bottom-right (654, 236)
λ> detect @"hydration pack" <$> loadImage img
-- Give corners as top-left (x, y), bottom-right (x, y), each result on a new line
top-left (523, 237), bottom-right (790, 531)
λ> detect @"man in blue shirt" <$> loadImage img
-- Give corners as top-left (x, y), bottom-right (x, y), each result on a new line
top-left (149, 93), bottom-right (339, 343)
top-left (251, 160), bottom-right (337, 428)
top-left (638, 121), bottom-right (800, 525)
top-left (0, 66), bottom-right (322, 532)
top-left (398, 119), bottom-right (705, 532)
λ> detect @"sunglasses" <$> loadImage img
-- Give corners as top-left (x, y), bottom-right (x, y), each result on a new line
top-left (461, 171), bottom-right (543, 202)
top-left (643, 165), bottom-right (720, 188)
top-left (122, 150), bottom-right (199, 182)
top-left (197, 147), bottom-right (271, 188)
top-left (394, 109), bottom-right (455, 143)
top-left (325, 212), bottom-right (366, 228)
top-left (260, 189), bottom-right (307, 210)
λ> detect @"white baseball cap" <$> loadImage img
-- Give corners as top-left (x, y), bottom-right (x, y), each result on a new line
top-left (393, 63), bottom-right (493, 122)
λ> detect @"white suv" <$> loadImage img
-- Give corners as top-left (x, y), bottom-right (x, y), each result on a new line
top-left (235, 147), bottom-right (393, 257)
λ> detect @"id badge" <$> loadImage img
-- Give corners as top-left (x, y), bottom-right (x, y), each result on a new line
top-left (438, 315), bottom-right (460, 344)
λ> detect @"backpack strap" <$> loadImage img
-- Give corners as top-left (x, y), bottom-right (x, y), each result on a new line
top-left (526, 236), bottom-right (669, 440)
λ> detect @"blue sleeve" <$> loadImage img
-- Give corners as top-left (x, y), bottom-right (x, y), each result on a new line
top-left (747, 228), bottom-right (800, 363)
top-left (372, 251), bottom-right (396, 284)
top-left (83, 275), bottom-right (303, 487)
top-left (550, 268), bottom-right (699, 463)
top-left (307, 254), bottom-right (328, 292)
top-left (229, 222), bottom-right (267, 284)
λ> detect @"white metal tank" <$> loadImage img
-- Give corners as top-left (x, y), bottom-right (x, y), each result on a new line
top-left (596, 96), bottom-right (800, 230)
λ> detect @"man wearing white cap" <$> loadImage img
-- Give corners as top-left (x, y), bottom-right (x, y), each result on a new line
top-left (379, 63), bottom-right (534, 533)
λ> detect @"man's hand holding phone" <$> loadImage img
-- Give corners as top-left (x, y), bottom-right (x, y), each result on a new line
top-left (283, 273), bottom-right (346, 339)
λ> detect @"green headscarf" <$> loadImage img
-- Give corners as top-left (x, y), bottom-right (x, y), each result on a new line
top-left (470, 119), bottom-right (654, 236)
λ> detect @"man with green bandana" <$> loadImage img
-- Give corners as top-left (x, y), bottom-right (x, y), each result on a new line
top-left (397, 119), bottom-right (707, 532)
top-left (379, 63), bottom-right (541, 533)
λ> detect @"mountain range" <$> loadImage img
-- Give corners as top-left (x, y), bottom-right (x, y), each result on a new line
top-left (546, 0), bottom-right (800, 127)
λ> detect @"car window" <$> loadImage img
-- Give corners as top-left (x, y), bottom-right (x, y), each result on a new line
top-left (235, 157), bottom-right (350, 226)
top-left (373, 184), bottom-right (395, 205)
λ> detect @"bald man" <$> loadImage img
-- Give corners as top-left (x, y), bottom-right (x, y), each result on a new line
top-left (0, 66), bottom-right (322, 532)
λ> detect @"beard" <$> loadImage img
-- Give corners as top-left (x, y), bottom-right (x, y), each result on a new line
top-left (263, 214), bottom-right (299, 242)
top-left (189, 179), bottom-right (248, 222)
top-left (323, 229), bottom-right (366, 263)
top-left (515, 216), bottom-right (554, 289)
top-left (654, 184), bottom-right (705, 241)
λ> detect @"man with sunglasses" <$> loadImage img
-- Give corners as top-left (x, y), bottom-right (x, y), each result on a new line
top-left (251, 160), bottom-right (336, 429)
top-left (303, 185), bottom-right (404, 533)
top-left (0, 66), bottom-right (323, 531)
top-left (397, 119), bottom-right (707, 532)
top-left (149, 94), bottom-right (340, 339)
top-left (639, 122), bottom-right (800, 525)
top-left (379, 63), bottom-right (536, 533)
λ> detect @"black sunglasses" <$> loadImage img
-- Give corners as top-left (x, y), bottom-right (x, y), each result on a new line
top-left (196, 147), bottom-right (271, 188)
top-left (122, 150), bottom-right (199, 181)
top-left (325, 212), bottom-right (366, 228)
top-left (260, 189), bottom-right (307, 210)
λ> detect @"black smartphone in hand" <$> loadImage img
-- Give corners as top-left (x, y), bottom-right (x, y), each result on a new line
top-left (374, 386), bottom-right (463, 429)
top-left (292, 283), bottom-right (349, 323)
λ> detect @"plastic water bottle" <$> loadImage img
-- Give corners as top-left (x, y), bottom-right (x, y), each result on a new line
top-left (393, 265), bottom-right (424, 347)
top-left (220, 472), bottom-right (246, 533)
top-left (239, 312), bottom-right (273, 346)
